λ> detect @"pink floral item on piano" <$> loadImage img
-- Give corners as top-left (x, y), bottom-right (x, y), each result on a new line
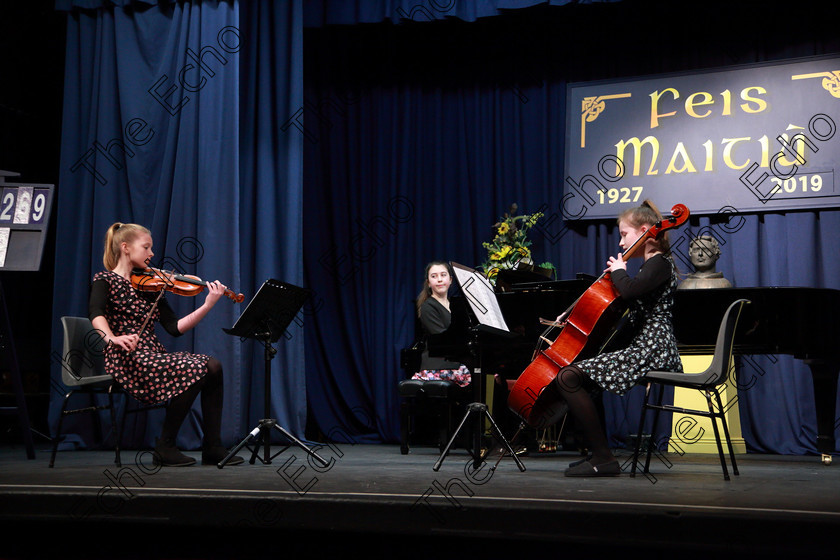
top-left (411, 365), bottom-right (472, 387)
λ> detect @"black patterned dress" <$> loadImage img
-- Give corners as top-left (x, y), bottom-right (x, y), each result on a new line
top-left (89, 270), bottom-right (210, 404)
top-left (575, 254), bottom-right (683, 395)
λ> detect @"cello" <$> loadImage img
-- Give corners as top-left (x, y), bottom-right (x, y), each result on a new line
top-left (507, 203), bottom-right (690, 429)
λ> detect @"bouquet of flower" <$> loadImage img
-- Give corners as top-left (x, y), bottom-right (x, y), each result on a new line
top-left (480, 203), bottom-right (556, 284)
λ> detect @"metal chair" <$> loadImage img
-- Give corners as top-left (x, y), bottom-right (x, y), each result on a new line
top-left (630, 298), bottom-right (750, 481)
top-left (50, 316), bottom-right (164, 468)
top-left (50, 316), bottom-right (121, 467)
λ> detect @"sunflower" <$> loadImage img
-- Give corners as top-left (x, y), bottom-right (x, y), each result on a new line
top-left (479, 204), bottom-right (556, 284)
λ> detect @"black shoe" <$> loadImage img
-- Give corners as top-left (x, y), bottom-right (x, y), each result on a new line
top-left (153, 437), bottom-right (196, 467)
top-left (564, 459), bottom-right (621, 477)
top-left (202, 444), bottom-right (244, 466)
top-left (568, 453), bottom-right (593, 468)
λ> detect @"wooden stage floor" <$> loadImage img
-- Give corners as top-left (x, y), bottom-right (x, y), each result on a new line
top-left (0, 441), bottom-right (837, 559)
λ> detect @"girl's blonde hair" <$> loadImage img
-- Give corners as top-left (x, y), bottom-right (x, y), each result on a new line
top-left (617, 199), bottom-right (670, 253)
top-left (102, 222), bottom-right (150, 270)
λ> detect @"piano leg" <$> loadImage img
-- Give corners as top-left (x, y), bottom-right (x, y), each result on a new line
top-left (805, 359), bottom-right (839, 465)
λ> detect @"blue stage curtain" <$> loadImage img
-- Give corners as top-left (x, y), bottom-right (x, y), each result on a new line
top-left (301, 2), bottom-right (840, 455)
top-left (50, 0), bottom-right (306, 451)
top-left (302, 83), bottom-right (563, 443)
top-left (301, 14), bottom-right (584, 444)
top-left (238, 0), bottom-right (307, 439)
top-left (302, 0), bottom-right (620, 26)
top-left (51, 0), bottom-right (839, 457)
top-left (55, 0), bottom-right (169, 10)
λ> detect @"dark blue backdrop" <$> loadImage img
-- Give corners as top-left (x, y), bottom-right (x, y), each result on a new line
top-left (50, 0), bottom-right (839, 456)
top-left (51, 0), bottom-right (305, 451)
top-left (300, 0), bottom-right (840, 454)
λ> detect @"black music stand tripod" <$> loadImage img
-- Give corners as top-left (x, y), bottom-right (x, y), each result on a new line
top-left (218, 279), bottom-right (327, 469)
top-left (433, 262), bottom-right (526, 473)
top-left (432, 327), bottom-right (526, 473)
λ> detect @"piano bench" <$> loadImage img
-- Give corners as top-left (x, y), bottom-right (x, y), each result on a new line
top-left (398, 379), bottom-right (463, 455)
top-left (398, 379), bottom-right (426, 398)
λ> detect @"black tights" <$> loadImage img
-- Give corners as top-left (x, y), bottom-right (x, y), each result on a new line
top-left (160, 357), bottom-right (224, 446)
top-left (553, 365), bottom-right (614, 464)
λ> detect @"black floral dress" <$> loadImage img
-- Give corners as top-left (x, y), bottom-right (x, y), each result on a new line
top-left (90, 270), bottom-right (210, 404)
top-left (575, 254), bottom-right (683, 395)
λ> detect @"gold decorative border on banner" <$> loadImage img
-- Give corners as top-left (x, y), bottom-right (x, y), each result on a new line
top-left (791, 70), bottom-right (840, 99)
top-left (580, 93), bottom-right (632, 148)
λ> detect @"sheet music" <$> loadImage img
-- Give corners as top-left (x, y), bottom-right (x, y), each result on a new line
top-left (13, 186), bottom-right (32, 224)
top-left (0, 228), bottom-right (8, 267)
top-left (451, 262), bottom-right (510, 332)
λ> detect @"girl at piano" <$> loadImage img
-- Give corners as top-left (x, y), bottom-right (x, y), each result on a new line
top-left (410, 261), bottom-right (471, 387)
top-left (557, 200), bottom-right (683, 476)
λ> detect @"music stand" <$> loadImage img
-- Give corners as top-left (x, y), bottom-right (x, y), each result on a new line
top-left (217, 279), bottom-right (327, 469)
top-left (432, 263), bottom-right (525, 472)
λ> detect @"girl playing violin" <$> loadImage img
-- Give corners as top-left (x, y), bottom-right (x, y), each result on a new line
top-left (555, 200), bottom-right (683, 477)
top-left (89, 222), bottom-right (243, 466)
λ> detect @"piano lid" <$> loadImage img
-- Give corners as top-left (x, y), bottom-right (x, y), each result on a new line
top-left (673, 286), bottom-right (840, 360)
top-left (497, 272), bottom-right (596, 294)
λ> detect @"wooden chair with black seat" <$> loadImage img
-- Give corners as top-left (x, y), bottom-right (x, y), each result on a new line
top-left (630, 298), bottom-right (750, 481)
top-left (50, 316), bottom-right (164, 468)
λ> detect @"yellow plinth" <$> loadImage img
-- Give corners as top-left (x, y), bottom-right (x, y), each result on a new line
top-left (484, 373), bottom-right (494, 432)
top-left (668, 355), bottom-right (746, 454)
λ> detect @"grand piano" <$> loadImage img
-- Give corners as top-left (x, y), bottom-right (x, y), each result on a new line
top-left (674, 287), bottom-right (840, 463)
top-left (428, 278), bottom-right (840, 462)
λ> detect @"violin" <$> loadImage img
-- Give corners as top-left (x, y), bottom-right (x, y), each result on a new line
top-left (130, 267), bottom-right (244, 303)
top-left (507, 203), bottom-right (690, 429)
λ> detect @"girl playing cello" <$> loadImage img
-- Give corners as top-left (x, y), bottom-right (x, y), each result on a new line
top-left (553, 200), bottom-right (683, 476)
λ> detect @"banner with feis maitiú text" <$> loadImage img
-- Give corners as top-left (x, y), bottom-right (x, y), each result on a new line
top-left (563, 55), bottom-right (840, 220)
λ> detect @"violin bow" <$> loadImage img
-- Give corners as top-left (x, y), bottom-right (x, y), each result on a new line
top-left (133, 267), bottom-right (173, 345)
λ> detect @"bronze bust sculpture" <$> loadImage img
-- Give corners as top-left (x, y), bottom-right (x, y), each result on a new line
top-left (678, 235), bottom-right (732, 290)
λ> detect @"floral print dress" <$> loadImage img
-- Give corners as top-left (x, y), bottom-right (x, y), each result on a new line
top-left (92, 270), bottom-right (210, 404)
top-left (575, 255), bottom-right (683, 395)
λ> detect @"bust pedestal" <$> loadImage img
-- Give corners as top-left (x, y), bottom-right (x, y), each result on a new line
top-left (668, 354), bottom-right (746, 455)
top-left (677, 272), bottom-right (733, 290)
